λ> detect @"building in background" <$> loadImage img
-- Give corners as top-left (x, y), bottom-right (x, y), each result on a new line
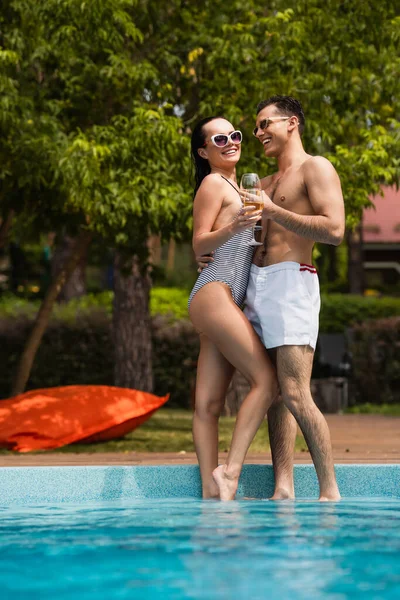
top-left (363, 186), bottom-right (400, 292)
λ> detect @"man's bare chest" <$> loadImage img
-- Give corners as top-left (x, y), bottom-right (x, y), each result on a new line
top-left (264, 176), bottom-right (309, 213)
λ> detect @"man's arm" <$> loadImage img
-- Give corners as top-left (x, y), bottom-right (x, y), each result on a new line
top-left (259, 157), bottom-right (345, 246)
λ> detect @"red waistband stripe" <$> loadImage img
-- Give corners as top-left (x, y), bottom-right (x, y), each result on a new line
top-left (300, 263), bottom-right (317, 273)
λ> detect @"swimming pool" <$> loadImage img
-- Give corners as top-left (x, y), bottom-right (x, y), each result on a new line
top-left (1, 465), bottom-right (399, 599)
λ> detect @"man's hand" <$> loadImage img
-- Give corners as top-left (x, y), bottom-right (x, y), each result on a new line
top-left (196, 252), bottom-right (214, 273)
top-left (261, 190), bottom-right (274, 214)
top-left (239, 190), bottom-right (274, 214)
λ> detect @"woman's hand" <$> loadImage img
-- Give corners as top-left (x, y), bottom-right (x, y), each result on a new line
top-left (193, 202), bottom-right (262, 260)
top-left (229, 205), bottom-right (262, 235)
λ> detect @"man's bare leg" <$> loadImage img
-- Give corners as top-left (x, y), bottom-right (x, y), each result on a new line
top-left (277, 345), bottom-right (340, 502)
top-left (266, 349), bottom-right (296, 500)
top-left (267, 397), bottom-right (297, 499)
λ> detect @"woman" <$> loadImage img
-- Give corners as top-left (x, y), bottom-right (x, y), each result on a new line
top-left (188, 116), bottom-right (278, 501)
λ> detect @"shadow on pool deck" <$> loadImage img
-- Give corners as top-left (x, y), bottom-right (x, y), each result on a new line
top-left (0, 414), bottom-right (398, 466)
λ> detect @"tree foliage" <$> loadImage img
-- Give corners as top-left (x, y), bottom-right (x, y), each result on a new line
top-left (0, 0), bottom-right (192, 249)
top-left (61, 107), bottom-right (190, 258)
top-left (142, 0), bottom-right (400, 221)
top-left (1, 0), bottom-right (399, 394)
top-left (1, 0), bottom-right (399, 239)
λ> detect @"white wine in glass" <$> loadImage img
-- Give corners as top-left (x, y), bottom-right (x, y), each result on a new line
top-left (240, 172), bottom-right (263, 246)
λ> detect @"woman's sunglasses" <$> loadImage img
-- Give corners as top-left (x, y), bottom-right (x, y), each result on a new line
top-left (252, 116), bottom-right (292, 137)
top-left (203, 130), bottom-right (243, 148)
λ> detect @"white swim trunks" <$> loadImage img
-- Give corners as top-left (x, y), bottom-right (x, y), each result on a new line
top-left (244, 261), bottom-right (321, 350)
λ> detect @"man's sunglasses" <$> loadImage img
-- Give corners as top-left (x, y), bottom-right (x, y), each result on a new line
top-left (252, 116), bottom-right (292, 137)
top-left (203, 130), bottom-right (243, 148)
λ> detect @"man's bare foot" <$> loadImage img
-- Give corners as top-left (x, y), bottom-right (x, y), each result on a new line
top-left (212, 465), bottom-right (239, 501)
top-left (269, 487), bottom-right (295, 501)
top-left (319, 484), bottom-right (341, 502)
top-left (319, 492), bottom-right (341, 502)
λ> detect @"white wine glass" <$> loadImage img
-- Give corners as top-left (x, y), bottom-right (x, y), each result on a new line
top-left (240, 172), bottom-right (263, 246)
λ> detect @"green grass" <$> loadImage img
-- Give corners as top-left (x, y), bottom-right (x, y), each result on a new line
top-left (0, 409), bottom-right (308, 455)
top-left (2, 406), bottom-right (398, 457)
top-left (345, 403), bottom-right (400, 416)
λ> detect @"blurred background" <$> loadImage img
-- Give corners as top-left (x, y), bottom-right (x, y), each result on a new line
top-left (0, 0), bottom-right (399, 442)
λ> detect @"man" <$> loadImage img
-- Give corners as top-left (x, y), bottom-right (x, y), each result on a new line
top-left (200, 96), bottom-right (345, 501)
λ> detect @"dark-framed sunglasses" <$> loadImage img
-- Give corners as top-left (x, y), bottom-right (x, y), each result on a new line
top-left (203, 130), bottom-right (243, 148)
top-left (252, 116), bottom-right (292, 137)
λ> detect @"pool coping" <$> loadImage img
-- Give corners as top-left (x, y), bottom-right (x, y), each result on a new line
top-left (0, 464), bottom-right (399, 505)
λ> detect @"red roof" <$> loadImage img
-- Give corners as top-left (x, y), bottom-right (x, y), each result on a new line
top-left (363, 187), bottom-right (400, 243)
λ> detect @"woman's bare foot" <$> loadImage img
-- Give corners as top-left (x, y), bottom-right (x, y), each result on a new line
top-left (203, 478), bottom-right (220, 499)
top-left (212, 465), bottom-right (239, 501)
top-left (269, 487), bottom-right (295, 501)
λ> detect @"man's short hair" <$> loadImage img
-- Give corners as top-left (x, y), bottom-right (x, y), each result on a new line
top-left (256, 95), bottom-right (305, 136)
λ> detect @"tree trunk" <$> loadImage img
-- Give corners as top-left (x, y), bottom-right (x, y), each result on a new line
top-left (148, 234), bottom-right (162, 266)
top-left (11, 230), bottom-right (93, 396)
top-left (0, 209), bottom-right (15, 249)
top-left (347, 224), bottom-right (364, 294)
top-left (52, 234), bottom-right (87, 301)
top-left (113, 252), bottom-right (153, 392)
top-left (166, 238), bottom-right (176, 273)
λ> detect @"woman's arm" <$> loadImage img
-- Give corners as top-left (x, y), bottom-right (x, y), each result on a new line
top-left (192, 175), bottom-right (261, 256)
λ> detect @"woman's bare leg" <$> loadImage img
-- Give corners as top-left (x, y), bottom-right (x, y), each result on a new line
top-left (190, 283), bottom-right (278, 500)
top-left (193, 335), bottom-right (234, 498)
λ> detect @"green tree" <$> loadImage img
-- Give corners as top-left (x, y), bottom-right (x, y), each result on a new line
top-left (169, 0), bottom-right (400, 207)
top-left (0, 1), bottom-right (191, 395)
top-left (2, 0), bottom-right (400, 396)
top-left (60, 108), bottom-right (190, 390)
top-left (163, 0), bottom-right (400, 291)
top-left (143, 0), bottom-right (399, 292)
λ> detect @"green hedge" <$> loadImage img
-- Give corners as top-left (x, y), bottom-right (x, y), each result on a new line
top-left (0, 288), bottom-right (194, 404)
top-left (0, 310), bottom-right (199, 406)
top-left (2, 290), bottom-right (400, 406)
top-left (350, 317), bottom-right (400, 405)
top-left (319, 294), bottom-right (400, 333)
top-left (0, 287), bottom-right (190, 321)
top-left (3, 290), bottom-right (400, 332)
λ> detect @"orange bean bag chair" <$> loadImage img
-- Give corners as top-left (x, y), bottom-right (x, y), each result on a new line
top-left (0, 385), bottom-right (169, 452)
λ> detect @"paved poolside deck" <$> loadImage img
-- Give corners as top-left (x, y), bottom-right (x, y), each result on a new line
top-left (0, 414), bottom-right (398, 466)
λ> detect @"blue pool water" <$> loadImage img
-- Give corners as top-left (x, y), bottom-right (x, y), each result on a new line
top-left (1, 497), bottom-right (400, 600)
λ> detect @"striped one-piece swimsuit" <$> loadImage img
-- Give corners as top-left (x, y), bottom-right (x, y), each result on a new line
top-left (188, 176), bottom-right (255, 309)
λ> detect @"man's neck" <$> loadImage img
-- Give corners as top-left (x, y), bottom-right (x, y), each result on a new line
top-left (276, 138), bottom-right (309, 173)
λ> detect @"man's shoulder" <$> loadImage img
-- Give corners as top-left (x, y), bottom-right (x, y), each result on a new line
top-left (302, 155), bottom-right (337, 176)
